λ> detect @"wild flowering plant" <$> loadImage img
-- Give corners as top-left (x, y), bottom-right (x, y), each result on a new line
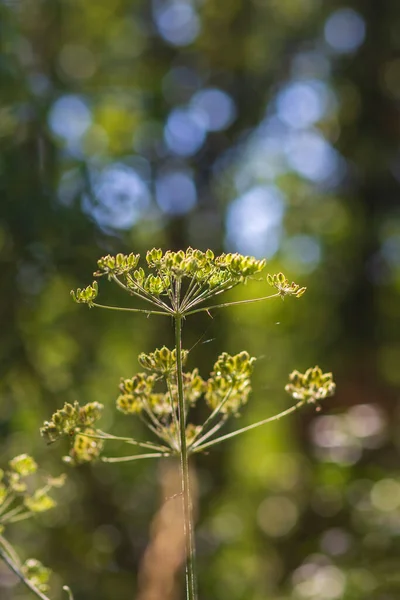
top-left (3, 248), bottom-right (335, 600)
top-left (0, 454), bottom-right (72, 599)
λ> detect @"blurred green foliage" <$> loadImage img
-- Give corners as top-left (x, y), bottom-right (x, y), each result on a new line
top-left (1, 0), bottom-right (400, 598)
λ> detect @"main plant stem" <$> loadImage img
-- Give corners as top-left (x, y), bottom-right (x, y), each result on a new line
top-left (175, 314), bottom-right (197, 600)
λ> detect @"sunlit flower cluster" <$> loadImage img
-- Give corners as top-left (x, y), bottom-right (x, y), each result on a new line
top-left (205, 351), bottom-right (256, 414)
top-left (285, 367), bottom-right (336, 404)
top-left (117, 349), bottom-right (256, 451)
top-left (22, 558), bottom-right (52, 593)
top-left (40, 401), bottom-right (103, 443)
top-left (70, 281), bottom-right (98, 306)
top-left (267, 272), bottom-right (307, 299)
top-left (71, 248), bottom-right (273, 314)
top-left (138, 346), bottom-right (189, 376)
top-left (41, 348), bottom-right (262, 462)
top-left (40, 401), bottom-right (104, 465)
top-left (0, 454), bottom-right (65, 529)
top-left (0, 454), bottom-right (65, 596)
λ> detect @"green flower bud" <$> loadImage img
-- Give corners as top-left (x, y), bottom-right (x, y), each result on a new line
top-left (137, 347), bottom-right (188, 376)
top-left (40, 402), bottom-right (103, 443)
top-left (24, 490), bottom-right (56, 513)
top-left (22, 559), bottom-right (52, 593)
top-left (133, 267), bottom-right (145, 287)
top-left (146, 248), bottom-right (163, 267)
top-left (8, 472), bottom-right (27, 493)
top-left (64, 429), bottom-right (103, 465)
top-left (117, 373), bottom-right (157, 414)
top-left (205, 352), bottom-right (256, 415)
top-left (9, 454), bottom-right (37, 477)
top-left (285, 366), bottom-right (335, 404)
top-left (94, 253), bottom-right (140, 277)
top-left (267, 272), bottom-right (306, 299)
top-left (70, 281), bottom-right (98, 307)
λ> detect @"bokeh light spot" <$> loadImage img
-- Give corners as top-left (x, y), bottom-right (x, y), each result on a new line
top-left (156, 170), bottom-right (197, 215)
top-left (48, 95), bottom-right (92, 146)
top-left (285, 130), bottom-right (341, 182)
top-left (226, 185), bottom-right (285, 257)
top-left (165, 107), bottom-right (206, 156)
top-left (257, 495), bottom-right (298, 537)
top-left (320, 528), bottom-right (351, 556)
top-left (324, 8), bottom-right (366, 54)
top-left (293, 563), bottom-right (346, 599)
top-left (370, 479), bottom-right (400, 512)
top-left (84, 163), bottom-right (150, 230)
top-left (154, 2), bottom-right (200, 47)
top-left (346, 404), bottom-right (386, 439)
top-left (311, 415), bottom-right (362, 465)
top-left (190, 88), bottom-right (236, 132)
top-left (283, 234), bottom-right (321, 273)
top-left (277, 80), bottom-right (329, 129)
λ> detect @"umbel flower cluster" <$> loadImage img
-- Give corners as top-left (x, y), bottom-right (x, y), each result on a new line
top-left (117, 348), bottom-right (256, 451)
top-left (70, 248), bottom-right (305, 315)
top-left (0, 454), bottom-right (66, 594)
top-left (0, 454), bottom-right (65, 523)
top-left (41, 401), bottom-right (104, 466)
top-left (40, 348), bottom-right (257, 461)
top-left (285, 366), bottom-right (336, 404)
top-left (40, 347), bottom-right (335, 464)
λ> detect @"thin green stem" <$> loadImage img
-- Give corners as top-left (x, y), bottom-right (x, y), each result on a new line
top-left (191, 383), bottom-right (233, 445)
top-left (175, 314), bottom-right (197, 600)
top-left (138, 414), bottom-right (168, 442)
top-left (182, 281), bottom-right (235, 313)
top-left (101, 452), bottom-right (167, 463)
top-left (173, 278), bottom-right (182, 312)
top-left (63, 586), bottom-right (75, 600)
top-left (189, 416), bottom-right (229, 452)
top-left (188, 385), bottom-right (234, 448)
top-left (141, 400), bottom-right (177, 449)
top-left (112, 275), bottom-right (173, 313)
top-left (82, 430), bottom-right (169, 452)
top-left (180, 269), bottom-right (239, 313)
top-left (0, 505), bottom-right (25, 523)
top-left (6, 511), bottom-right (33, 524)
top-left (92, 303), bottom-right (170, 317)
top-left (180, 276), bottom-right (205, 312)
top-left (193, 400), bottom-right (305, 453)
top-left (185, 292), bottom-right (280, 316)
top-left (166, 378), bottom-right (180, 446)
top-left (0, 492), bottom-right (16, 516)
top-left (0, 534), bottom-right (22, 567)
top-left (0, 543), bottom-right (50, 600)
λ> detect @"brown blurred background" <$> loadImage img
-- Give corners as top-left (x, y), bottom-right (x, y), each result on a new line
top-left (1, 0), bottom-right (400, 598)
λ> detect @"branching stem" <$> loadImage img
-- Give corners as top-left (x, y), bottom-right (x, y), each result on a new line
top-left (193, 400), bottom-right (305, 453)
top-left (91, 303), bottom-right (170, 317)
top-left (188, 384), bottom-right (234, 448)
top-left (175, 314), bottom-right (197, 600)
top-left (185, 292), bottom-right (280, 316)
top-left (101, 452), bottom-right (168, 463)
top-left (81, 430), bottom-right (169, 453)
